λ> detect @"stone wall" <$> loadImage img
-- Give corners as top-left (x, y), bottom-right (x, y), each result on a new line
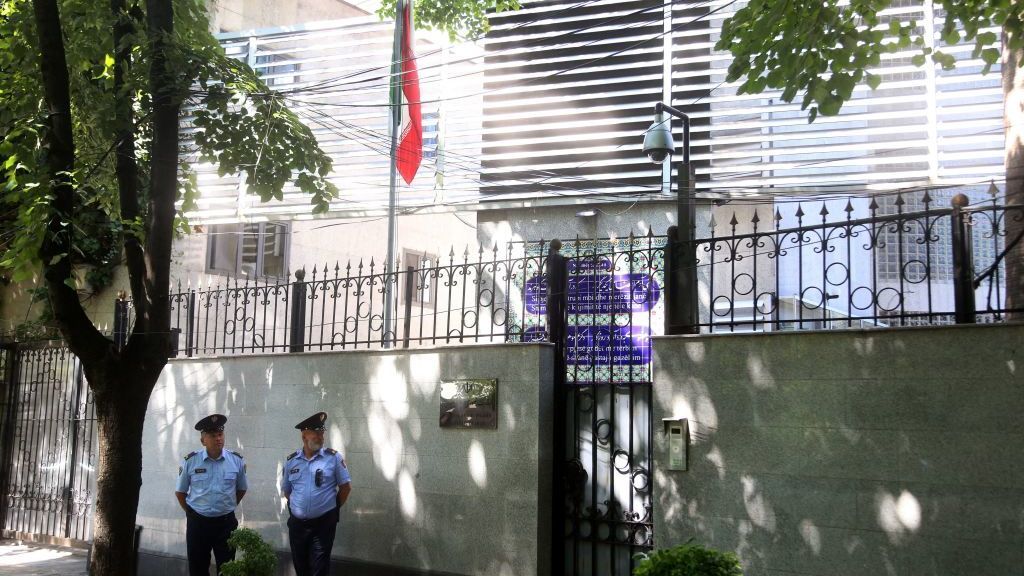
top-left (136, 343), bottom-right (554, 576)
top-left (652, 323), bottom-right (1024, 576)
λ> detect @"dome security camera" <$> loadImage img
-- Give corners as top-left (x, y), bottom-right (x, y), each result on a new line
top-left (645, 146), bottom-right (672, 164)
top-left (642, 114), bottom-right (676, 164)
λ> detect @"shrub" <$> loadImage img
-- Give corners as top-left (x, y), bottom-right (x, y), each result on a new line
top-left (633, 541), bottom-right (743, 576)
top-left (220, 527), bottom-right (277, 576)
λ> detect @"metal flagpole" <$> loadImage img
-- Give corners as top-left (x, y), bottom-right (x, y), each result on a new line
top-left (383, 0), bottom-right (404, 348)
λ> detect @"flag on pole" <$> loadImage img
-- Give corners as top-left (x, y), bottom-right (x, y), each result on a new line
top-left (392, 0), bottom-right (422, 184)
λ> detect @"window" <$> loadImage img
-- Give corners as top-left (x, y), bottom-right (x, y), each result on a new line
top-left (422, 111), bottom-right (440, 161)
top-left (403, 249), bottom-right (436, 307)
top-left (254, 54), bottom-right (301, 88)
top-left (207, 222), bottom-right (290, 279)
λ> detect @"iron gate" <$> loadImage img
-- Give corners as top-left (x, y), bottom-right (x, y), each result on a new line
top-left (0, 343), bottom-right (97, 543)
top-left (542, 235), bottom-right (665, 576)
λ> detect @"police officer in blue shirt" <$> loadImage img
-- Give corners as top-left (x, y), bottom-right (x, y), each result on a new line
top-left (281, 412), bottom-right (352, 576)
top-left (175, 414), bottom-right (248, 576)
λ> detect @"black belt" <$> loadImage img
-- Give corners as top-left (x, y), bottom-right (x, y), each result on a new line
top-left (288, 507), bottom-right (338, 526)
top-left (186, 505), bottom-right (235, 522)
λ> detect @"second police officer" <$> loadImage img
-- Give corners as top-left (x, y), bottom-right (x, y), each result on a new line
top-left (175, 414), bottom-right (248, 576)
top-left (281, 412), bottom-right (353, 576)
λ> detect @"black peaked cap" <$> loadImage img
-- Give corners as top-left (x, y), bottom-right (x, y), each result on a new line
top-left (195, 413), bottom-right (227, 432)
top-left (295, 412), bottom-right (327, 431)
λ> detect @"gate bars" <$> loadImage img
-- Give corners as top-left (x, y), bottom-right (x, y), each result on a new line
top-left (545, 234), bottom-right (666, 576)
top-left (0, 343), bottom-right (96, 544)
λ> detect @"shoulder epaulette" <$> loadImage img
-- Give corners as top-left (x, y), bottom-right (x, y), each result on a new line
top-left (324, 448), bottom-right (337, 455)
top-left (183, 451), bottom-right (197, 461)
top-left (227, 449), bottom-right (243, 459)
top-left (286, 451), bottom-right (298, 461)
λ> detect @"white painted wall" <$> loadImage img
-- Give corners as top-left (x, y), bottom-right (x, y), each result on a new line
top-left (136, 343), bottom-right (553, 575)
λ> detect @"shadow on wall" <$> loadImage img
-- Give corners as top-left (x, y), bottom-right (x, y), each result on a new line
top-left (142, 345), bottom-right (549, 576)
top-left (652, 324), bottom-right (1024, 576)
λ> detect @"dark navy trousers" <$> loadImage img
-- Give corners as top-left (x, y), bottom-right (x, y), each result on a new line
top-left (185, 507), bottom-right (238, 576)
top-left (287, 509), bottom-right (338, 576)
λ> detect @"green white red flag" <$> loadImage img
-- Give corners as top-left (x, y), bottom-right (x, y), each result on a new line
top-left (391, 0), bottom-right (422, 184)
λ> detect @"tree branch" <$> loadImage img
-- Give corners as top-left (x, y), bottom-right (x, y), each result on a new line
top-left (111, 0), bottom-right (149, 332)
top-left (32, 0), bottom-right (108, 363)
top-left (136, 0), bottom-right (178, 358)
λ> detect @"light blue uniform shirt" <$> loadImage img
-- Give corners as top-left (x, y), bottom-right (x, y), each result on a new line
top-left (280, 448), bottom-right (351, 520)
top-left (175, 448), bottom-right (248, 517)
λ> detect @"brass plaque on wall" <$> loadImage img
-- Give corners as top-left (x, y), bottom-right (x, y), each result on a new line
top-left (439, 379), bottom-right (498, 429)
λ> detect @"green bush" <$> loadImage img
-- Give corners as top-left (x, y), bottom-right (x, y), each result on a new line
top-left (633, 541), bottom-right (743, 576)
top-left (220, 527), bottom-right (277, 576)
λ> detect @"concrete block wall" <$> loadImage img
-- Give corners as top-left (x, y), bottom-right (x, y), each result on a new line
top-left (652, 323), bottom-right (1024, 576)
top-left (137, 343), bottom-right (554, 576)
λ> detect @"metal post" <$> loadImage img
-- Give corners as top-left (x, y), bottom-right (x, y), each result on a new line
top-left (168, 328), bottom-right (181, 358)
top-left (951, 194), bottom-right (976, 324)
top-left (544, 239), bottom-right (567, 576)
top-left (402, 266), bottom-right (414, 348)
top-left (546, 239), bottom-right (568, 346)
top-left (0, 344), bottom-right (21, 533)
top-left (63, 360), bottom-right (85, 539)
top-left (383, 0), bottom-right (407, 349)
top-left (185, 290), bottom-right (196, 357)
top-left (676, 160), bottom-right (699, 334)
top-left (289, 269), bottom-right (308, 352)
top-left (656, 102), bottom-right (699, 335)
top-left (113, 294), bottom-right (128, 351)
top-left (664, 225), bottom-right (678, 334)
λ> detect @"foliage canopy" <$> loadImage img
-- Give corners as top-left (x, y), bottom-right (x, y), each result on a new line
top-left (716, 0), bottom-right (1024, 122)
top-left (377, 0), bottom-right (521, 40)
top-left (0, 0), bottom-right (337, 290)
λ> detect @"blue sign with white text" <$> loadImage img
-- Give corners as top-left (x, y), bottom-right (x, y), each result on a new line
top-left (524, 325), bottom-right (651, 366)
top-left (524, 273), bottom-right (660, 315)
top-left (519, 239), bottom-right (667, 383)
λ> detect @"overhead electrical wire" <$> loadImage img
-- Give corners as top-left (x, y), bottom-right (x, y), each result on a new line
top-left (229, 0), bottom-right (704, 99)
top-left (189, 0), bottom-right (736, 109)
top-left (171, 0), bottom-right (1011, 225)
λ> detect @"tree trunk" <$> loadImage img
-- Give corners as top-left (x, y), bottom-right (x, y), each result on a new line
top-left (87, 364), bottom-right (158, 576)
top-left (1004, 30), bottom-right (1023, 317)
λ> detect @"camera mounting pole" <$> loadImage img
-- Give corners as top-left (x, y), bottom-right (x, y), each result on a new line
top-left (643, 102), bottom-right (698, 334)
top-left (654, 102), bottom-right (690, 171)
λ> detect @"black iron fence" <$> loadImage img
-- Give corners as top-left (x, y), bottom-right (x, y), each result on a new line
top-left (688, 192), bottom-right (1023, 332)
top-left (0, 343), bottom-right (96, 543)
top-left (139, 234), bottom-right (669, 363)
top-left (150, 243), bottom-right (552, 357)
top-left (110, 194), bottom-right (1022, 357)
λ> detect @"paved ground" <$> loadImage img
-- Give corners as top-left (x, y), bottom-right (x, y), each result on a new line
top-left (0, 540), bottom-right (88, 576)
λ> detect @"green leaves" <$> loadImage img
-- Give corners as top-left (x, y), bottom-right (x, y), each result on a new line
top-left (0, 0), bottom-right (339, 291)
top-left (980, 47), bottom-right (1000, 72)
top-left (377, 0), bottom-right (521, 41)
top-left (633, 541), bottom-right (743, 576)
top-left (715, 0), bottom-right (1022, 123)
top-left (189, 53), bottom-right (338, 216)
top-left (221, 528), bottom-right (277, 576)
